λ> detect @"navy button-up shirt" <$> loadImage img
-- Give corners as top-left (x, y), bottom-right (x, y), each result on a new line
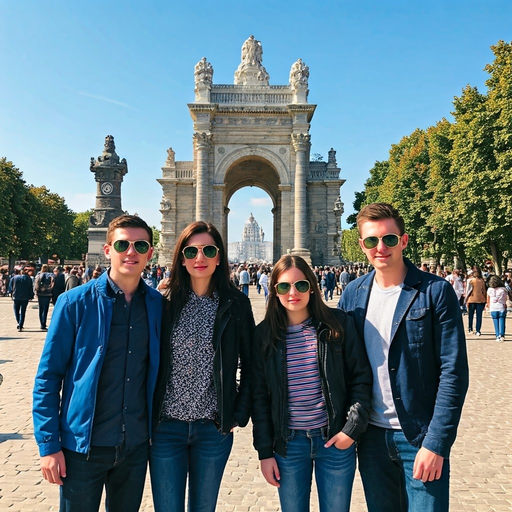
top-left (91, 273), bottom-right (149, 448)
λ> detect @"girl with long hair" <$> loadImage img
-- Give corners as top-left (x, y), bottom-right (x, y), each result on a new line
top-left (251, 255), bottom-right (372, 512)
top-left (487, 275), bottom-right (508, 342)
top-left (150, 221), bottom-right (254, 512)
top-left (465, 268), bottom-right (487, 336)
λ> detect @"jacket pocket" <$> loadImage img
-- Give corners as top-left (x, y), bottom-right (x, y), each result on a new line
top-left (405, 307), bottom-right (429, 344)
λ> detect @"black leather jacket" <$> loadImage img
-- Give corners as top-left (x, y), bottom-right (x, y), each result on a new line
top-left (153, 286), bottom-right (254, 434)
top-left (252, 308), bottom-right (372, 459)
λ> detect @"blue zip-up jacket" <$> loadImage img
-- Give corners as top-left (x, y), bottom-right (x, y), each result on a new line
top-left (33, 271), bottom-right (163, 457)
top-left (338, 258), bottom-right (469, 459)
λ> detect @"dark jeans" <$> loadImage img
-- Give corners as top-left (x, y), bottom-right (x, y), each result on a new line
top-left (358, 424), bottom-right (449, 512)
top-left (150, 418), bottom-right (233, 512)
top-left (13, 300), bottom-right (28, 328)
top-left (60, 441), bottom-right (149, 512)
top-left (38, 296), bottom-right (51, 328)
top-left (468, 302), bottom-right (485, 332)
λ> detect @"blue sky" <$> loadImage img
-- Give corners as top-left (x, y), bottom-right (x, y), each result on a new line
top-left (1, 1), bottom-right (510, 243)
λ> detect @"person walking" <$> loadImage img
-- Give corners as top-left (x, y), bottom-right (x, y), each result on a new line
top-left (51, 267), bottom-right (66, 305)
top-left (33, 215), bottom-right (162, 512)
top-left (150, 221), bottom-right (254, 512)
top-left (487, 275), bottom-right (508, 342)
top-left (10, 267), bottom-right (34, 331)
top-left (252, 255), bottom-right (372, 512)
top-left (34, 264), bottom-right (53, 330)
top-left (465, 268), bottom-right (487, 336)
top-left (259, 270), bottom-right (269, 302)
top-left (239, 265), bottom-right (250, 296)
top-left (338, 202), bottom-right (469, 512)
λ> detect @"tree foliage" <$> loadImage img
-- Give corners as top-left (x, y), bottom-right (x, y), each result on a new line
top-left (341, 228), bottom-right (365, 263)
top-left (349, 41), bottom-right (512, 271)
top-left (0, 158), bottom-right (92, 262)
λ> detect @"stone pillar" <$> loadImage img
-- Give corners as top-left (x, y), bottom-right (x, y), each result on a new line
top-left (291, 134), bottom-right (311, 261)
top-left (194, 132), bottom-right (211, 221)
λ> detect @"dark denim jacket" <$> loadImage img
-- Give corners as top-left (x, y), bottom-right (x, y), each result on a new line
top-left (338, 258), bottom-right (469, 459)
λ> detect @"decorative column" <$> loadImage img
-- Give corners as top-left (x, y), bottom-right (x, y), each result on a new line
top-left (291, 133), bottom-right (311, 261)
top-left (194, 132), bottom-right (211, 221)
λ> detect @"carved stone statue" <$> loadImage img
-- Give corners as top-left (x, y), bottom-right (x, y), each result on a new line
top-left (289, 59), bottom-right (309, 88)
top-left (234, 35), bottom-right (269, 85)
top-left (165, 147), bottom-right (175, 166)
top-left (194, 57), bottom-right (213, 85)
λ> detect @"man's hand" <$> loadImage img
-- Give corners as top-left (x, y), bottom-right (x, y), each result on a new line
top-left (413, 447), bottom-right (444, 482)
top-left (260, 457), bottom-right (280, 487)
top-left (324, 431), bottom-right (355, 450)
top-left (41, 451), bottom-right (66, 485)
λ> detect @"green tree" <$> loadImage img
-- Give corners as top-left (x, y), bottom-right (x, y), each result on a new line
top-left (69, 210), bottom-right (93, 259)
top-left (341, 228), bottom-right (365, 263)
top-left (28, 186), bottom-right (75, 261)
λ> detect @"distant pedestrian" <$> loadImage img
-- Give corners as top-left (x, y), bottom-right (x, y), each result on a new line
top-left (34, 264), bottom-right (53, 330)
top-left (11, 267), bottom-right (34, 332)
top-left (465, 269), bottom-right (487, 336)
top-left (239, 265), bottom-right (250, 296)
top-left (51, 267), bottom-right (66, 305)
top-left (64, 268), bottom-right (80, 291)
top-left (259, 270), bottom-right (269, 301)
top-left (487, 275), bottom-right (508, 342)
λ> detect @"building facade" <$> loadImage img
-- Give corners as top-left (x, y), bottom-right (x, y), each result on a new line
top-left (228, 213), bottom-right (273, 263)
top-left (158, 36), bottom-right (345, 267)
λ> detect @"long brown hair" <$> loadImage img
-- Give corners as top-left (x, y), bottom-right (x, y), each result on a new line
top-left (264, 255), bottom-right (343, 349)
top-left (166, 221), bottom-right (235, 312)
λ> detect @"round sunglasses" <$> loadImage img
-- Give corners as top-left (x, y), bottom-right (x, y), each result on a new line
top-left (361, 234), bottom-right (402, 250)
top-left (111, 240), bottom-right (151, 254)
top-left (182, 244), bottom-right (220, 260)
top-left (275, 280), bottom-right (311, 295)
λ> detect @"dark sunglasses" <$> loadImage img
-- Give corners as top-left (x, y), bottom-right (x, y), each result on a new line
top-left (362, 234), bottom-right (402, 250)
top-left (182, 244), bottom-right (220, 259)
top-left (111, 240), bottom-right (151, 254)
top-left (275, 280), bottom-right (311, 295)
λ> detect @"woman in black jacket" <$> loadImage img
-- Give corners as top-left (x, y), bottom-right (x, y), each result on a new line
top-left (252, 255), bottom-right (372, 512)
top-left (150, 221), bottom-right (254, 512)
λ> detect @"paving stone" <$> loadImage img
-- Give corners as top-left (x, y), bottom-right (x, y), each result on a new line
top-left (0, 293), bottom-right (511, 511)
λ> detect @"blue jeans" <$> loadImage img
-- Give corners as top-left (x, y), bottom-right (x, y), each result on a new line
top-left (490, 310), bottom-right (506, 337)
top-left (357, 424), bottom-right (449, 512)
top-left (468, 302), bottom-right (485, 332)
top-left (38, 296), bottom-right (51, 328)
top-left (274, 428), bottom-right (356, 512)
top-left (13, 300), bottom-right (28, 328)
top-left (241, 283), bottom-right (249, 296)
top-left (150, 418), bottom-right (233, 512)
top-left (60, 441), bottom-right (149, 512)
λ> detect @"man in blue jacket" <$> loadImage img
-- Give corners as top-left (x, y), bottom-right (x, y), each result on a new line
top-left (33, 215), bottom-right (163, 512)
top-left (338, 203), bottom-right (468, 512)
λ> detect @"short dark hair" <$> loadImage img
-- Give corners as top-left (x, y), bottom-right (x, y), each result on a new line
top-left (356, 202), bottom-right (405, 236)
top-left (106, 215), bottom-right (153, 246)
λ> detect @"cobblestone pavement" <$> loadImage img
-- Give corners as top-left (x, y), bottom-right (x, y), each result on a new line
top-left (0, 290), bottom-right (511, 511)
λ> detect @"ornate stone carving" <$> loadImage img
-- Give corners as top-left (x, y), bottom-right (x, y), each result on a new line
top-left (165, 147), bottom-right (175, 166)
top-left (289, 59), bottom-right (309, 88)
top-left (193, 132), bottom-right (212, 150)
top-left (234, 35), bottom-right (270, 86)
top-left (194, 57), bottom-right (213, 85)
top-left (333, 196), bottom-right (344, 215)
top-left (291, 133), bottom-right (311, 152)
top-left (328, 148), bottom-right (337, 165)
top-left (160, 198), bottom-right (171, 211)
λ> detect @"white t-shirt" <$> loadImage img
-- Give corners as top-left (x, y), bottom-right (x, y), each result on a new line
top-left (364, 279), bottom-right (402, 429)
top-left (488, 287), bottom-right (507, 312)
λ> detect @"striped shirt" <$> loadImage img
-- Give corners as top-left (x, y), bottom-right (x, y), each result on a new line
top-left (286, 319), bottom-right (328, 430)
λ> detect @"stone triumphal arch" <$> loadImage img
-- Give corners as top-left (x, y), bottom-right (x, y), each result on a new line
top-left (158, 36), bottom-right (345, 266)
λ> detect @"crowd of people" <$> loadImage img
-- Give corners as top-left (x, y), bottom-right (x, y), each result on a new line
top-left (5, 202), bottom-right (503, 511)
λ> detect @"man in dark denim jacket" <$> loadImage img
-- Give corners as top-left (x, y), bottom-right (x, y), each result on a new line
top-left (338, 203), bottom-right (468, 512)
